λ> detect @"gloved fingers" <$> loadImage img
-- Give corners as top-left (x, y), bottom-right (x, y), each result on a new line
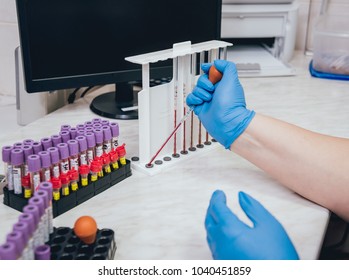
top-left (196, 75), bottom-right (215, 92)
top-left (213, 60), bottom-right (238, 77)
top-left (201, 62), bottom-right (213, 74)
top-left (186, 93), bottom-right (204, 107)
top-left (238, 191), bottom-right (277, 227)
top-left (209, 190), bottom-right (245, 228)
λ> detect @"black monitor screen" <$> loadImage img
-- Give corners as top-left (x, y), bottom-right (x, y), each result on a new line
top-left (16, 0), bottom-right (222, 118)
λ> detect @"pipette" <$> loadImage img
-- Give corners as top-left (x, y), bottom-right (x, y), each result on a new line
top-left (146, 65), bottom-right (222, 167)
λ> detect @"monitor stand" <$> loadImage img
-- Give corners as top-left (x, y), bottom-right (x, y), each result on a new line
top-left (90, 82), bottom-right (138, 120)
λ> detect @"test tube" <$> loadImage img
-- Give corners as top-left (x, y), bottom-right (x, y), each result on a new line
top-left (60, 173), bottom-right (70, 197)
top-left (116, 144), bottom-right (127, 166)
top-left (109, 150), bottom-right (119, 170)
top-left (68, 168), bottom-right (79, 192)
top-left (47, 147), bottom-right (60, 179)
top-left (102, 125), bottom-right (112, 154)
top-left (22, 174), bottom-right (31, 198)
top-left (109, 122), bottom-right (119, 150)
top-left (11, 148), bottom-right (24, 195)
top-left (76, 135), bottom-right (88, 166)
top-left (57, 143), bottom-right (70, 174)
top-left (67, 139), bottom-right (79, 172)
top-left (38, 151), bottom-right (51, 182)
top-left (85, 132), bottom-right (96, 165)
top-left (30, 194), bottom-right (49, 242)
top-left (69, 127), bottom-right (78, 139)
top-left (41, 137), bottom-right (53, 150)
top-left (18, 212), bottom-right (36, 259)
top-left (38, 181), bottom-right (54, 234)
top-left (13, 142), bottom-right (23, 149)
top-left (85, 120), bottom-right (93, 127)
top-left (101, 153), bottom-right (111, 174)
top-left (79, 164), bottom-right (90, 186)
top-left (32, 141), bottom-right (43, 154)
top-left (22, 139), bottom-right (34, 146)
top-left (22, 145), bottom-right (33, 176)
top-left (101, 119), bottom-right (110, 126)
top-left (2, 145), bottom-right (13, 191)
top-left (92, 117), bottom-right (102, 123)
top-left (22, 204), bottom-right (42, 248)
top-left (28, 154), bottom-right (41, 193)
top-left (51, 177), bottom-right (62, 201)
top-left (76, 123), bottom-right (85, 130)
top-left (93, 123), bottom-right (102, 129)
top-left (93, 128), bottom-right (104, 158)
top-left (35, 244), bottom-right (51, 260)
top-left (61, 124), bottom-right (71, 131)
top-left (90, 160), bottom-right (100, 182)
top-left (60, 130), bottom-right (70, 143)
top-left (13, 221), bottom-right (32, 260)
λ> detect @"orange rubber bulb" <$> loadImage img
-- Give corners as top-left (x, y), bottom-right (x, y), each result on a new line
top-left (208, 65), bottom-right (223, 84)
top-left (73, 216), bottom-right (98, 244)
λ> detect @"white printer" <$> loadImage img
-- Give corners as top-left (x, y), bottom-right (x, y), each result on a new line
top-left (221, 0), bottom-right (299, 76)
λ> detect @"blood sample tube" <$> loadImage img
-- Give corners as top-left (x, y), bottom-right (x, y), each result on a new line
top-left (68, 168), bottom-right (79, 192)
top-left (90, 161), bottom-right (100, 182)
top-left (38, 151), bottom-right (51, 182)
top-left (22, 139), bottom-right (34, 146)
top-left (79, 164), bottom-right (90, 186)
top-left (60, 130), bottom-right (70, 143)
top-left (101, 153), bottom-right (111, 174)
top-left (13, 142), bottom-right (23, 149)
top-left (0, 241), bottom-right (17, 260)
top-left (2, 145), bottom-right (13, 191)
top-left (47, 147), bottom-right (60, 179)
top-left (67, 139), bottom-right (79, 172)
top-left (60, 173), bottom-right (70, 197)
top-left (29, 195), bottom-right (49, 243)
top-left (51, 177), bottom-right (62, 201)
top-left (109, 150), bottom-right (119, 170)
top-left (13, 222), bottom-right (32, 260)
top-left (76, 135), bottom-right (88, 166)
top-left (11, 148), bottom-right (24, 195)
top-left (93, 128), bottom-right (104, 158)
top-left (28, 154), bottom-right (42, 193)
top-left (61, 124), bottom-right (71, 131)
top-left (109, 122), bottom-right (119, 150)
top-left (41, 137), bottom-right (53, 150)
top-left (85, 132), bottom-right (96, 165)
top-left (35, 244), bottom-right (51, 260)
top-left (93, 123), bottom-right (102, 129)
top-left (76, 123), bottom-right (85, 130)
top-left (57, 143), bottom-right (70, 174)
top-left (22, 204), bottom-right (42, 248)
top-left (76, 129), bottom-right (86, 137)
top-left (101, 119), bottom-right (109, 126)
top-left (34, 190), bottom-right (51, 238)
top-left (17, 213), bottom-right (35, 260)
top-left (102, 125), bottom-right (112, 154)
top-left (38, 181), bottom-right (54, 234)
top-left (84, 120), bottom-right (93, 127)
top-left (32, 141), bottom-right (43, 154)
top-left (22, 145), bottom-right (33, 176)
top-left (22, 174), bottom-right (31, 198)
top-left (116, 144), bottom-right (127, 166)
top-left (51, 134), bottom-right (62, 146)
top-left (92, 117), bottom-right (102, 124)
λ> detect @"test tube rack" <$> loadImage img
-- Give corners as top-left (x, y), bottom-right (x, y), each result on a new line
top-left (126, 40), bottom-right (232, 175)
top-left (47, 227), bottom-right (116, 260)
top-left (3, 160), bottom-right (132, 218)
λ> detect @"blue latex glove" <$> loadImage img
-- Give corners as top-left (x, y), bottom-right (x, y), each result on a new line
top-left (205, 190), bottom-right (299, 260)
top-left (186, 60), bottom-right (255, 149)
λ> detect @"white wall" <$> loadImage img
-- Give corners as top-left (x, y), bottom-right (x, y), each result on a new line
top-left (0, 0), bottom-right (349, 97)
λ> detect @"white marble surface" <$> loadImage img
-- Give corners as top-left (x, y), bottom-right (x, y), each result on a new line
top-left (1, 52), bottom-right (349, 259)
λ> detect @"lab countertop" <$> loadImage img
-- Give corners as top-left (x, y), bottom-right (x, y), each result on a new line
top-left (1, 51), bottom-right (349, 259)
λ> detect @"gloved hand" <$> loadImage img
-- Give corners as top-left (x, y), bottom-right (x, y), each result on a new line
top-left (205, 190), bottom-right (299, 260)
top-left (186, 60), bottom-right (255, 149)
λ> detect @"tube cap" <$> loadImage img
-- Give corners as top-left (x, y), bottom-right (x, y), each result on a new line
top-left (67, 139), bottom-right (79, 156)
top-left (0, 242), bottom-right (17, 260)
top-left (57, 143), bottom-right (69, 159)
top-left (35, 244), bottom-right (51, 260)
top-left (47, 147), bottom-right (60, 165)
top-left (51, 134), bottom-right (62, 146)
top-left (13, 222), bottom-right (30, 243)
top-left (39, 182), bottom-right (53, 200)
top-left (69, 127), bottom-right (78, 139)
top-left (41, 137), bottom-right (53, 150)
top-left (76, 136), bottom-right (87, 152)
top-left (22, 139), bottom-right (34, 146)
top-left (116, 144), bottom-right (126, 157)
top-left (61, 124), bottom-right (71, 131)
top-left (7, 231), bottom-right (25, 256)
top-left (85, 132), bottom-right (96, 149)
top-left (38, 151), bottom-right (51, 168)
top-left (2, 145), bottom-right (12, 162)
top-left (28, 196), bottom-right (45, 218)
top-left (109, 122), bottom-right (119, 137)
top-left (22, 145), bottom-right (34, 162)
top-left (60, 130), bottom-right (71, 143)
top-left (34, 190), bottom-right (49, 209)
top-left (102, 126), bottom-right (112, 141)
top-left (93, 128), bottom-right (103, 144)
top-left (27, 154), bottom-right (41, 172)
top-left (92, 118), bottom-right (102, 123)
top-left (11, 148), bottom-right (24, 166)
top-left (32, 141), bottom-right (43, 154)
top-left (23, 203), bottom-right (40, 225)
top-left (76, 124), bottom-right (85, 130)
top-left (18, 213), bottom-right (35, 235)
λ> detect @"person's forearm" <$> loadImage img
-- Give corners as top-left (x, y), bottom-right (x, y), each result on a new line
top-left (231, 113), bottom-right (349, 221)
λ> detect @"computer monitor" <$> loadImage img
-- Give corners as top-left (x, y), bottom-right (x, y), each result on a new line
top-left (15, 0), bottom-right (222, 119)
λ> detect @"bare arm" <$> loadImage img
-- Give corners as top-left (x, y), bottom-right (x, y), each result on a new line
top-left (232, 113), bottom-right (349, 221)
